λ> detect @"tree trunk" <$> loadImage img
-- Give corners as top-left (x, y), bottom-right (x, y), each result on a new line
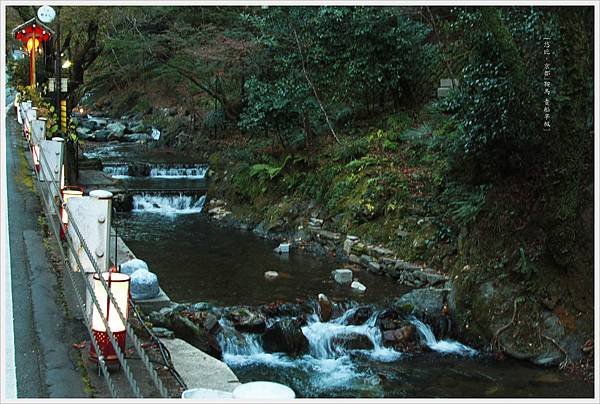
top-left (303, 110), bottom-right (313, 149)
top-left (64, 139), bottom-right (78, 185)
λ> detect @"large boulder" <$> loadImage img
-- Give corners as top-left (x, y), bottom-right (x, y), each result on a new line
top-left (76, 127), bottom-right (93, 140)
top-left (79, 119), bottom-right (99, 131)
top-left (106, 121), bottom-right (126, 137)
top-left (88, 116), bottom-right (108, 127)
top-left (93, 129), bottom-right (111, 142)
top-left (346, 306), bottom-right (373, 325)
top-left (261, 302), bottom-right (307, 318)
top-left (169, 312), bottom-right (222, 358)
top-left (382, 323), bottom-right (421, 352)
top-left (128, 120), bottom-right (146, 133)
top-left (227, 307), bottom-right (266, 333)
top-left (394, 287), bottom-right (448, 321)
top-left (130, 270), bottom-right (160, 300)
top-left (262, 319), bottom-right (309, 357)
top-left (333, 333), bottom-right (374, 350)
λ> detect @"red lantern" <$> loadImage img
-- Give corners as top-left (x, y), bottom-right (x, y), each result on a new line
top-left (12, 19), bottom-right (53, 87)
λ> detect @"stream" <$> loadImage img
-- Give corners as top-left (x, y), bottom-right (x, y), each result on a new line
top-left (92, 140), bottom-right (593, 398)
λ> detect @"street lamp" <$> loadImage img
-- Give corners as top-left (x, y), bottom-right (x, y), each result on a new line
top-left (12, 18), bottom-right (53, 88)
top-left (89, 272), bottom-right (130, 364)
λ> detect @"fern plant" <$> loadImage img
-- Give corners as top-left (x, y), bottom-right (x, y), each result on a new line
top-left (450, 185), bottom-right (489, 225)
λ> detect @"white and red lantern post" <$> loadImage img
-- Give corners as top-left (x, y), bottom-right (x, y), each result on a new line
top-left (60, 186), bottom-right (84, 239)
top-left (89, 272), bottom-right (130, 363)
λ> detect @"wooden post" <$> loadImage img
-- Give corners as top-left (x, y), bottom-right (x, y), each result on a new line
top-left (30, 29), bottom-right (36, 87)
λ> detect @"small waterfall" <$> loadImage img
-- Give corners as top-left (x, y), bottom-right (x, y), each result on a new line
top-left (217, 304), bottom-right (402, 396)
top-left (410, 317), bottom-right (477, 356)
top-left (149, 164), bottom-right (208, 179)
top-left (132, 193), bottom-right (206, 216)
top-left (103, 163), bottom-right (129, 178)
top-left (302, 311), bottom-right (401, 362)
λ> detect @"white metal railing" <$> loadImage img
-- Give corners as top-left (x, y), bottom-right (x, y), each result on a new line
top-left (15, 99), bottom-right (173, 398)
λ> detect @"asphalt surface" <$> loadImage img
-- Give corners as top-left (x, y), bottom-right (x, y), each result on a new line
top-left (5, 113), bottom-right (87, 398)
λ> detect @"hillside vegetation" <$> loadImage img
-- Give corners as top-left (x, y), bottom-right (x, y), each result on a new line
top-left (7, 6), bottom-right (594, 372)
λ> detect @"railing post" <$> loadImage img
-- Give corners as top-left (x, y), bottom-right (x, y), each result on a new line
top-left (67, 189), bottom-right (113, 320)
top-left (38, 137), bottom-right (64, 214)
top-left (30, 117), bottom-right (47, 175)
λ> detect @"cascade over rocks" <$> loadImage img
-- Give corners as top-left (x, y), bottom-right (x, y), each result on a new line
top-left (382, 323), bottom-right (421, 353)
top-left (262, 318), bottom-right (309, 357)
top-left (147, 304), bottom-right (222, 358)
top-left (227, 307), bottom-right (267, 333)
top-left (332, 333), bottom-right (374, 350)
top-left (346, 306), bottom-right (373, 325)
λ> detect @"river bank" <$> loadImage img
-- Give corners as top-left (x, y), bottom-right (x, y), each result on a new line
top-left (75, 106), bottom-right (594, 394)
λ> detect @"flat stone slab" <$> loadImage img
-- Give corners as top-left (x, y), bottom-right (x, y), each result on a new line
top-left (160, 338), bottom-right (241, 392)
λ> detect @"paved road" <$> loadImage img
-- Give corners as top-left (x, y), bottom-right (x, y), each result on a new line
top-left (5, 112), bottom-right (86, 398)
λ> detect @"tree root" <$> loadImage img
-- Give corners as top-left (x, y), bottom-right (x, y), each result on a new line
top-left (542, 334), bottom-right (570, 370)
top-left (491, 298), bottom-right (519, 351)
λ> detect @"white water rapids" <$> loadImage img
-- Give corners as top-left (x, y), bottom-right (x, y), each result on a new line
top-left (132, 194), bottom-right (206, 216)
top-left (217, 305), bottom-right (477, 395)
top-left (103, 163), bottom-right (129, 178)
top-left (103, 163), bottom-right (208, 179)
top-left (149, 164), bottom-right (208, 179)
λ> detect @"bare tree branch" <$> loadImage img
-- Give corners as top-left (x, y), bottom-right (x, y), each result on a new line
top-left (291, 26), bottom-right (341, 145)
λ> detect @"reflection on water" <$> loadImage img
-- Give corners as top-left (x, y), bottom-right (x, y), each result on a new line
top-left (114, 201), bottom-right (593, 399)
top-left (115, 212), bottom-right (407, 306)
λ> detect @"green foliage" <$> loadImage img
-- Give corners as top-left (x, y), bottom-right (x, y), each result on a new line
top-left (249, 155), bottom-right (291, 181)
top-left (514, 247), bottom-right (537, 280)
top-left (346, 156), bottom-right (378, 172)
top-left (240, 7), bottom-right (438, 144)
top-left (449, 184), bottom-right (489, 225)
top-left (203, 109), bottom-right (228, 131)
top-left (441, 8), bottom-right (546, 175)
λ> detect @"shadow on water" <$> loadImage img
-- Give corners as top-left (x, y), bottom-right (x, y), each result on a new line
top-left (114, 210), bottom-right (408, 306)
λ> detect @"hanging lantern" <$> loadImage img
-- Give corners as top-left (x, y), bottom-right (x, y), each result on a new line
top-left (60, 186), bottom-right (84, 239)
top-left (12, 18), bottom-right (53, 88)
top-left (89, 272), bottom-right (130, 363)
top-left (26, 37), bottom-right (40, 52)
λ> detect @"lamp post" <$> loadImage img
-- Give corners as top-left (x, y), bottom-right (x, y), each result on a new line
top-left (12, 19), bottom-right (53, 88)
top-left (89, 272), bottom-right (130, 363)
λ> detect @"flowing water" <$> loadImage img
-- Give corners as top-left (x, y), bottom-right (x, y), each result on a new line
top-left (94, 141), bottom-right (592, 398)
top-left (103, 163), bottom-right (130, 178)
top-left (114, 201), bottom-right (592, 398)
top-left (148, 164), bottom-right (208, 179)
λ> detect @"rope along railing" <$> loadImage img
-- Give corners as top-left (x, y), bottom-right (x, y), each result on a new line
top-left (35, 137), bottom-right (144, 398)
top-left (109, 226), bottom-right (188, 391)
top-left (34, 167), bottom-right (119, 398)
top-left (19, 103), bottom-right (171, 398)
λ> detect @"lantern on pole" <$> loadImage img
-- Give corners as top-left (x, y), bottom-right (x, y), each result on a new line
top-left (60, 186), bottom-right (84, 239)
top-left (12, 18), bottom-right (53, 88)
top-left (89, 272), bottom-right (130, 363)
